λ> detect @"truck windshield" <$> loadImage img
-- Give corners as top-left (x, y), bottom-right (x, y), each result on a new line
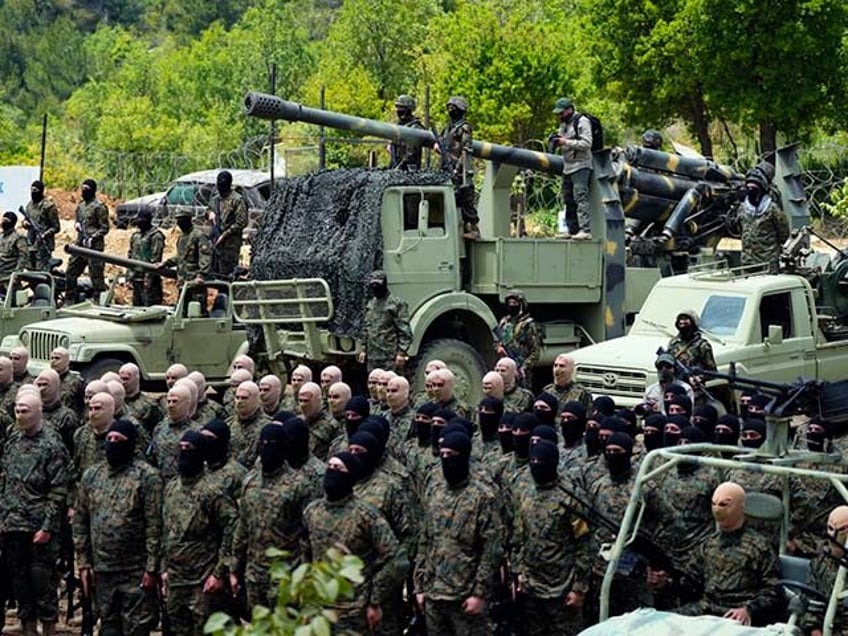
top-left (633, 291), bottom-right (747, 340)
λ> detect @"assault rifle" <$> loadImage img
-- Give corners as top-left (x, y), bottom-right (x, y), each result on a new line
top-left (18, 205), bottom-right (45, 247)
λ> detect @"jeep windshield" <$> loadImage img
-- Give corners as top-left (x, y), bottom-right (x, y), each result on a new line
top-left (630, 290), bottom-right (747, 342)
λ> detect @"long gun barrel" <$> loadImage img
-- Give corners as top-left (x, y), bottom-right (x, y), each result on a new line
top-left (64, 244), bottom-right (178, 279)
top-left (243, 91), bottom-right (566, 177)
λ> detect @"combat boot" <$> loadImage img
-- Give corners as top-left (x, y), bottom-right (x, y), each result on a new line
top-left (462, 222), bottom-right (480, 240)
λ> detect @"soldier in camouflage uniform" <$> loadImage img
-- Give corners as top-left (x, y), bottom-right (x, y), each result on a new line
top-left (66, 178), bottom-right (110, 301)
top-left (188, 371), bottom-right (226, 428)
top-left (72, 391), bottom-right (115, 484)
top-left (385, 375), bottom-right (414, 462)
top-left (1, 391), bottom-right (70, 636)
top-left (127, 208), bottom-right (165, 306)
top-left (150, 384), bottom-right (200, 481)
top-left (10, 345), bottom-right (34, 384)
top-left (389, 95), bottom-right (425, 170)
top-left (208, 170), bottom-right (247, 279)
top-left (23, 180), bottom-right (60, 271)
top-left (803, 505), bottom-right (848, 635)
top-left (439, 96), bottom-right (479, 239)
top-left (0, 211), bottom-right (30, 282)
top-left (298, 381), bottom-right (342, 462)
top-left (51, 347), bottom-right (85, 418)
top-left (221, 368), bottom-right (251, 420)
top-left (513, 440), bottom-right (591, 635)
top-left (358, 270), bottom-right (412, 373)
top-left (231, 424), bottom-right (324, 609)
top-left (666, 310), bottom-right (717, 380)
top-left (36, 368), bottom-right (79, 452)
top-left (0, 355), bottom-right (18, 435)
top-left (121, 362), bottom-right (162, 435)
top-left (543, 354), bottom-right (592, 413)
top-left (200, 418), bottom-right (247, 503)
top-left (304, 452), bottom-right (402, 633)
top-left (415, 432), bottom-right (503, 635)
top-left (162, 431), bottom-right (238, 636)
top-left (160, 209), bottom-right (212, 311)
top-left (727, 165), bottom-right (790, 274)
top-left (327, 381), bottom-right (351, 422)
top-left (494, 291), bottom-right (541, 387)
top-left (258, 374), bottom-right (282, 417)
top-left (676, 482), bottom-right (783, 626)
top-left (496, 357), bottom-right (534, 413)
top-left (229, 381), bottom-right (272, 468)
top-left (73, 419), bottom-right (163, 636)
top-left (430, 368), bottom-right (472, 420)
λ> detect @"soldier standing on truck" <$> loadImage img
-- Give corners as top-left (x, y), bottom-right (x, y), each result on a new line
top-left (208, 170), bottom-right (247, 280)
top-left (158, 208), bottom-right (212, 310)
top-left (24, 180), bottom-right (60, 272)
top-left (493, 290), bottom-right (541, 388)
top-left (66, 179), bottom-right (110, 304)
top-left (127, 208), bottom-right (165, 306)
top-left (437, 96), bottom-right (480, 240)
top-left (358, 270), bottom-right (412, 374)
top-left (550, 98), bottom-right (593, 240)
top-left (0, 212), bottom-right (29, 283)
top-left (389, 95), bottom-right (424, 170)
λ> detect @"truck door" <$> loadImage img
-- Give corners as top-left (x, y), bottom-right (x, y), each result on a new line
top-left (381, 188), bottom-right (460, 313)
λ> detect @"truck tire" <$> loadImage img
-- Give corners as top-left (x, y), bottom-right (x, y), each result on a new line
top-left (82, 357), bottom-right (124, 383)
top-left (414, 338), bottom-right (487, 405)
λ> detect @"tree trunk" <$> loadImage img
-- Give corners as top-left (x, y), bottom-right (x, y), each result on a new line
top-left (759, 121), bottom-right (777, 161)
top-left (690, 89), bottom-right (712, 158)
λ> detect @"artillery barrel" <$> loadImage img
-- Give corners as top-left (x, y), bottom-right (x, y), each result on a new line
top-left (64, 244), bottom-right (178, 279)
top-left (626, 146), bottom-right (741, 183)
top-left (243, 91), bottom-right (565, 177)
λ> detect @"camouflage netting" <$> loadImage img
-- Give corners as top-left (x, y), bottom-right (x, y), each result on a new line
top-left (250, 168), bottom-right (448, 337)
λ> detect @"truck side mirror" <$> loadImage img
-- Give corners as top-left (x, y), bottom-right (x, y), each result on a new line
top-left (187, 301), bottom-right (202, 318)
top-left (417, 199), bottom-right (430, 236)
top-left (765, 324), bottom-right (783, 346)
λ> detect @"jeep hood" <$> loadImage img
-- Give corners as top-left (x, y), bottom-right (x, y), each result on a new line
top-left (21, 316), bottom-right (162, 345)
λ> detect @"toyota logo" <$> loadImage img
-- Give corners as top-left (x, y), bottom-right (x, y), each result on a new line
top-left (602, 372), bottom-right (618, 387)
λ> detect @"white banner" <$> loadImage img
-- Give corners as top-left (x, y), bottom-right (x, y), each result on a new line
top-left (0, 166), bottom-right (40, 213)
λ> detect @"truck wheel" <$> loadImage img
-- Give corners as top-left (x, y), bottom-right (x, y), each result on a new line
top-left (82, 357), bottom-right (124, 383)
top-left (414, 338), bottom-right (487, 405)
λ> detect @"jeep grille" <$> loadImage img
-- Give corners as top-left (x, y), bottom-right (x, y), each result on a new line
top-left (27, 331), bottom-right (64, 361)
top-left (576, 365), bottom-right (647, 397)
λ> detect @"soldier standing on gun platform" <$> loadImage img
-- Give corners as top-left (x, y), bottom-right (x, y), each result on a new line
top-left (127, 208), bottom-right (165, 306)
top-left (550, 98), bottom-right (593, 240)
top-left (0, 211), bottom-right (30, 282)
top-left (437, 96), bottom-right (479, 239)
top-left (208, 170), bottom-right (247, 279)
top-left (159, 209), bottom-right (211, 311)
top-left (389, 95), bottom-right (424, 171)
top-left (66, 179), bottom-right (110, 304)
top-left (24, 180), bottom-right (60, 271)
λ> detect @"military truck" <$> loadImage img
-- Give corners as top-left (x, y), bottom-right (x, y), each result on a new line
top-left (0, 271), bottom-right (59, 334)
top-left (233, 93), bottom-right (807, 400)
top-left (569, 259), bottom-right (848, 406)
top-left (0, 248), bottom-right (246, 385)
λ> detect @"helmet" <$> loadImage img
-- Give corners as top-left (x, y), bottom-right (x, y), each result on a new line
top-left (552, 97), bottom-right (574, 114)
top-left (641, 129), bottom-right (663, 149)
top-left (395, 95), bottom-right (416, 110)
top-left (675, 310), bottom-right (699, 328)
top-left (745, 167), bottom-right (769, 191)
top-left (446, 96), bottom-right (468, 112)
top-left (368, 270), bottom-right (387, 284)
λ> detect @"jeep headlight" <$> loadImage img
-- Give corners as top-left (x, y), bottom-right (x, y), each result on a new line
top-left (59, 335), bottom-right (70, 349)
top-left (20, 331), bottom-right (29, 347)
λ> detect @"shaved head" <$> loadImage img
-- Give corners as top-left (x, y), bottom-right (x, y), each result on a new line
top-left (165, 364), bottom-right (188, 389)
top-left (386, 376), bottom-right (410, 411)
top-left (327, 381), bottom-right (351, 417)
top-left (259, 375), bottom-right (282, 412)
top-left (50, 347), bottom-right (70, 374)
top-left (119, 362), bottom-right (141, 397)
top-left (166, 384), bottom-right (192, 422)
top-left (235, 381), bottom-right (261, 419)
top-left (425, 359), bottom-right (447, 374)
top-left (320, 366), bottom-right (342, 394)
top-left (88, 392), bottom-right (115, 433)
top-left (495, 357), bottom-right (518, 390)
top-left (298, 381), bottom-right (322, 419)
top-left (291, 365), bottom-right (312, 393)
top-left (482, 371), bottom-right (504, 399)
top-left (101, 371), bottom-right (120, 384)
top-left (16, 391), bottom-right (43, 434)
top-left (85, 379), bottom-right (108, 405)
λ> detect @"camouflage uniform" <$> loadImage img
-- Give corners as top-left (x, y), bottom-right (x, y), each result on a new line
top-left (494, 292), bottom-right (541, 381)
top-left (67, 197), bottom-right (110, 293)
top-left (503, 384), bottom-right (534, 413)
top-left (24, 196), bottom-right (60, 271)
top-left (232, 464), bottom-right (323, 608)
top-left (150, 418), bottom-right (201, 481)
top-left (191, 398), bottom-right (226, 429)
top-left (125, 391), bottom-right (163, 435)
top-left (306, 410), bottom-right (342, 462)
top-left (543, 381), bottom-right (592, 413)
top-left (389, 113), bottom-right (425, 170)
top-left (163, 225), bottom-right (212, 283)
top-left (729, 197), bottom-right (790, 274)
top-left (440, 110), bottom-right (478, 227)
top-left (41, 399), bottom-right (80, 453)
top-left (436, 395), bottom-right (472, 420)
top-left (128, 226), bottom-right (165, 306)
top-left (415, 472), bottom-right (503, 635)
top-left (73, 458), bottom-right (163, 636)
top-left (206, 459), bottom-right (248, 504)
top-left (229, 409), bottom-right (272, 469)
top-left (802, 542), bottom-right (848, 634)
top-left (163, 471), bottom-right (238, 636)
top-left (209, 190), bottom-right (247, 279)
top-left (72, 424), bottom-right (148, 488)
top-left (386, 405), bottom-right (414, 463)
top-left (667, 313), bottom-right (716, 374)
top-left (58, 370), bottom-right (85, 418)
top-left (0, 425), bottom-right (70, 624)
top-left (303, 493), bottom-right (402, 632)
top-left (0, 228), bottom-right (30, 279)
top-left (361, 292), bottom-right (412, 372)
top-left (677, 524), bottom-right (782, 625)
top-left (512, 478), bottom-right (592, 636)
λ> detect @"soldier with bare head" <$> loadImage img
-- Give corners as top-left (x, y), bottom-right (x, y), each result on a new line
top-left (319, 365), bottom-right (342, 397)
top-left (230, 381), bottom-right (272, 468)
top-left (482, 371), bottom-right (504, 400)
top-left (187, 370), bottom-right (226, 427)
top-left (73, 391), bottom-right (116, 482)
top-left (223, 368), bottom-right (252, 419)
top-left (259, 374), bottom-right (283, 417)
top-left (543, 354), bottom-right (592, 413)
top-left (429, 368), bottom-right (471, 419)
top-left (119, 362), bottom-right (162, 434)
top-left (36, 368), bottom-right (79, 452)
top-left (327, 382), bottom-right (352, 421)
top-left (150, 384), bottom-right (197, 481)
top-left (385, 375), bottom-right (413, 461)
top-left (51, 347), bottom-right (85, 416)
top-left (10, 345), bottom-right (33, 384)
top-left (298, 381), bottom-right (341, 462)
top-left (495, 357), bottom-right (533, 413)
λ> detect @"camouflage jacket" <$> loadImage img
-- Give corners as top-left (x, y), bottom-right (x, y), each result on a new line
top-left (690, 524), bottom-right (781, 622)
top-left (390, 116), bottom-right (424, 170)
top-left (415, 473), bottom-right (503, 600)
top-left (128, 227), bottom-right (165, 276)
top-left (494, 313), bottom-right (541, 370)
top-left (163, 228), bottom-right (212, 282)
top-left (229, 409), bottom-right (272, 469)
top-left (803, 542), bottom-right (848, 634)
top-left (206, 459), bottom-right (248, 503)
top-left (232, 464), bottom-right (324, 577)
top-left (503, 384), bottom-right (533, 413)
top-left (0, 230), bottom-right (29, 277)
top-left (0, 425), bottom-right (70, 534)
top-left (59, 370), bottom-right (85, 417)
top-left (435, 395), bottom-right (472, 420)
top-left (730, 198), bottom-right (790, 274)
top-left (72, 423), bottom-right (147, 485)
top-left (73, 458), bottom-right (163, 573)
top-left (361, 294), bottom-right (412, 365)
top-left (162, 470), bottom-right (238, 585)
top-left (125, 391), bottom-right (163, 434)
top-left (74, 198), bottom-right (110, 243)
top-left (354, 469), bottom-right (413, 558)
top-left (192, 398), bottom-right (227, 429)
top-left (24, 197), bottom-right (60, 247)
top-left (42, 399), bottom-right (80, 452)
top-left (667, 332), bottom-right (716, 373)
top-left (543, 381), bottom-right (593, 413)
top-left (304, 494), bottom-right (401, 608)
top-left (150, 418), bottom-right (201, 481)
top-left (209, 190), bottom-right (247, 252)
top-left (440, 118), bottom-right (473, 183)
top-left (512, 477), bottom-right (592, 598)
top-left (586, 469), bottom-right (641, 565)
top-left (307, 410), bottom-right (342, 463)
top-left (386, 405), bottom-right (414, 463)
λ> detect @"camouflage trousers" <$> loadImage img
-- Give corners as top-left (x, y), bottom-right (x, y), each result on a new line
top-left (4, 531), bottom-right (59, 622)
top-left (424, 598), bottom-right (489, 636)
top-left (131, 274), bottom-right (163, 307)
top-left (214, 246), bottom-right (241, 280)
top-left (94, 570), bottom-right (158, 636)
top-left (453, 182), bottom-right (479, 225)
top-left (166, 584), bottom-right (223, 636)
top-left (67, 241), bottom-right (106, 294)
top-left (522, 595), bottom-right (583, 636)
top-left (245, 568), bottom-right (274, 611)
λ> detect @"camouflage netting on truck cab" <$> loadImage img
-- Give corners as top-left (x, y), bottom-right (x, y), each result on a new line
top-left (250, 167), bottom-right (448, 337)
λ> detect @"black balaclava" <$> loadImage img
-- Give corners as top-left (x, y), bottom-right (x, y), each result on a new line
top-left (284, 416), bottom-right (311, 468)
top-left (739, 390), bottom-right (757, 419)
top-left (440, 431), bottom-right (472, 487)
top-left (2, 211), bottom-right (16, 233)
top-left (202, 417), bottom-right (231, 468)
top-left (530, 439), bottom-right (559, 486)
top-left (81, 178), bottom-right (97, 202)
top-left (324, 452), bottom-right (361, 502)
top-left (677, 426), bottom-right (706, 475)
top-left (592, 396), bottom-right (616, 418)
top-left (741, 418), bottom-right (767, 449)
top-left (498, 412), bottom-right (516, 454)
top-left (178, 430), bottom-right (207, 479)
top-left (664, 414), bottom-right (689, 447)
top-left (349, 430), bottom-right (381, 478)
top-left (415, 402), bottom-right (437, 447)
top-left (604, 432), bottom-right (633, 478)
top-left (617, 408), bottom-right (638, 439)
top-left (345, 395), bottom-right (371, 439)
top-left (105, 418), bottom-right (138, 469)
top-left (805, 416), bottom-right (832, 453)
top-left (176, 216), bottom-right (193, 233)
top-left (136, 209), bottom-right (153, 232)
top-left (273, 410), bottom-right (297, 425)
top-left (560, 401), bottom-right (586, 447)
top-left (599, 416), bottom-right (627, 449)
top-left (512, 412), bottom-right (538, 461)
top-left (533, 392), bottom-right (559, 427)
top-left (359, 417), bottom-right (389, 453)
top-left (259, 423), bottom-right (289, 475)
top-left (216, 170), bottom-right (233, 196)
top-left (663, 383), bottom-right (687, 409)
top-left (448, 416), bottom-right (474, 438)
top-left (531, 425), bottom-right (558, 452)
top-left (31, 180), bottom-right (45, 203)
top-left (714, 414), bottom-right (740, 446)
top-left (585, 418), bottom-right (602, 457)
top-left (675, 312), bottom-right (697, 341)
top-left (643, 413), bottom-right (667, 452)
top-left (430, 408), bottom-right (456, 455)
top-left (668, 394), bottom-right (693, 418)
top-left (692, 405), bottom-right (718, 440)
top-left (748, 394), bottom-right (770, 417)
top-left (478, 397), bottom-right (504, 440)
